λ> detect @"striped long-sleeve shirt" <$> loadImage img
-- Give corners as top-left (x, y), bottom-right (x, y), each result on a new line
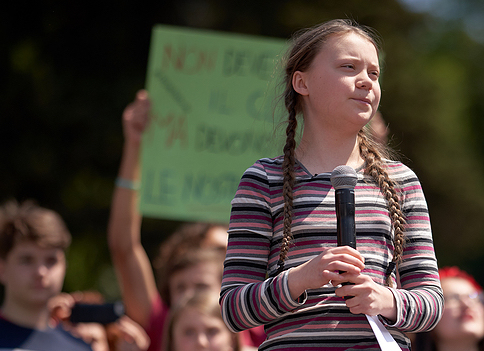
top-left (220, 157), bottom-right (443, 351)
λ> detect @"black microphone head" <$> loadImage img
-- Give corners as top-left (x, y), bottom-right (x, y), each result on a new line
top-left (330, 165), bottom-right (358, 190)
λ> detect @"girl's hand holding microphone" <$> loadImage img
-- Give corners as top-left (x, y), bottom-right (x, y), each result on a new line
top-left (329, 259), bottom-right (397, 321)
top-left (287, 246), bottom-right (365, 299)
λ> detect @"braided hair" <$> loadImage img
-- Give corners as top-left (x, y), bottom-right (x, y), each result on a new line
top-left (277, 19), bottom-right (405, 287)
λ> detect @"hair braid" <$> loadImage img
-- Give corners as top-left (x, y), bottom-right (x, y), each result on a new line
top-left (276, 90), bottom-right (298, 275)
top-left (358, 130), bottom-right (406, 287)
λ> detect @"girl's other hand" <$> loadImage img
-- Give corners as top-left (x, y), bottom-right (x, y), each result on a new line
top-left (333, 272), bottom-right (396, 321)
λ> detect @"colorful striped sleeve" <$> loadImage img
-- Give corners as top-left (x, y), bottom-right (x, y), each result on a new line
top-left (382, 163), bottom-right (443, 332)
top-left (220, 160), bottom-right (304, 331)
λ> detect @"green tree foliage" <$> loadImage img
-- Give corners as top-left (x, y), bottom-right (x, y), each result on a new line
top-left (3, 0), bottom-right (484, 297)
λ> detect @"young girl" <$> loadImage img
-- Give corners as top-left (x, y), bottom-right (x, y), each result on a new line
top-left (165, 291), bottom-right (241, 351)
top-left (220, 19), bottom-right (444, 350)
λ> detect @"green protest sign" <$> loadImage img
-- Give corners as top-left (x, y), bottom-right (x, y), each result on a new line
top-left (140, 25), bottom-right (287, 223)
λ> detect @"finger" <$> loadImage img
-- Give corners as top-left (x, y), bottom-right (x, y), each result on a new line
top-left (326, 259), bottom-right (363, 275)
top-left (335, 269), bottom-right (371, 285)
top-left (322, 270), bottom-right (354, 287)
top-left (117, 316), bottom-right (150, 348)
top-left (334, 283), bottom-right (355, 298)
top-left (135, 91), bottom-right (151, 112)
top-left (136, 89), bottom-right (149, 101)
top-left (131, 100), bottom-right (151, 125)
top-left (332, 246), bottom-right (365, 263)
top-left (330, 279), bottom-right (349, 289)
top-left (123, 104), bottom-right (135, 121)
top-left (345, 299), bottom-right (364, 314)
top-left (322, 249), bottom-right (365, 271)
top-left (345, 296), bottom-right (371, 315)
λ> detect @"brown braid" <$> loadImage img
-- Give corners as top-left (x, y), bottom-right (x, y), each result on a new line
top-left (358, 130), bottom-right (406, 287)
top-left (278, 91), bottom-right (298, 273)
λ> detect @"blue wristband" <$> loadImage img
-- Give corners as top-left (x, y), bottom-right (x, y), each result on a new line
top-left (115, 177), bottom-right (140, 190)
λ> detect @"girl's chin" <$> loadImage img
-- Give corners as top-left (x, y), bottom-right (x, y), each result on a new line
top-left (455, 325), bottom-right (484, 339)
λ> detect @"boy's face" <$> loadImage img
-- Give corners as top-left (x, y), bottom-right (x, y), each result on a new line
top-left (0, 240), bottom-right (66, 308)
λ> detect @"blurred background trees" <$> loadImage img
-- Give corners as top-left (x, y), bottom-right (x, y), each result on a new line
top-left (3, 0), bottom-right (484, 300)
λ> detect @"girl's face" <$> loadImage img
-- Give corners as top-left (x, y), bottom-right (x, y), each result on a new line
top-left (169, 261), bottom-right (222, 306)
top-left (293, 32), bottom-right (381, 133)
top-left (172, 307), bottom-right (234, 351)
top-left (434, 277), bottom-right (484, 343)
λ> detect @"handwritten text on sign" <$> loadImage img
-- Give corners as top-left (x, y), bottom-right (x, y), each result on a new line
top-left (140, 25), bottom-right (286, 223)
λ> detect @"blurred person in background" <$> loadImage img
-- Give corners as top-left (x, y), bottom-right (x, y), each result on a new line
top-left (412, 266), bottom-right (484, 351)
top-left (0, 199), bottom-right (92, 351)
top-left (369, 110), bottom-right (389, 145)
top-left (49, 290), bottom-right (150, 351)
top-left (164, 290), bottom-right (242, 351)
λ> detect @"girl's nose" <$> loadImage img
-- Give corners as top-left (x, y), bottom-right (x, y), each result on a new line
top-left (195, 332), bottom-right (209, 348)
top-left (356, 72), bottom-right (373, 90)
top-left (36, 263), bottom-right (48, 276)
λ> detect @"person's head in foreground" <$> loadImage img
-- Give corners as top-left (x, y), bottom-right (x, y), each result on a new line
top-left (165, 290), bottom-right (240, 351)
top-left (0, 199), bottom-right (71, 324)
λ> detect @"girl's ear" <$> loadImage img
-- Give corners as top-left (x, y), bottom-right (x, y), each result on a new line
top-left (292, 71), bottom-right (309, 96)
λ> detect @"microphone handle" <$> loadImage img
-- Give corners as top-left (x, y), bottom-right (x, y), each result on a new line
top-left (335, 189), bottom-right (356, 248)
top-left (335, 189), bottom-right (356, 296)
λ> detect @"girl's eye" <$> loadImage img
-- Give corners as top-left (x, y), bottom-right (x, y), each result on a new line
top-left (342, 64), bottom-right (354, 69)
top-left (18, 255), bottom-right (34, 265)
top-left (370, 71), bottom-right (380, 79)
top-left (183, 328), bottom-right (196, 337)
top-left (45, 256), bottom-right (59, 268)
top-left (207, 327), bottom-right (221, 337)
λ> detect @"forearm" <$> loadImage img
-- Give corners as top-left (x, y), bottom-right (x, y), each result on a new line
top-left (108, 139), bottom-right (159, 325)
top-left (108, 140), bottom-right (142, 256)
top-left (114, 247), bottom-right (158, 327)
top-left (220, 269), bottom-right (304, 331)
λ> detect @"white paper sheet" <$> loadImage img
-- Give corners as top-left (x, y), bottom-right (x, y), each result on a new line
top-left (366, 314), bottom-right (402, 351)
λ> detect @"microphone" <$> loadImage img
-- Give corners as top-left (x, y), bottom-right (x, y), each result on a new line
top-left (331, 165), bottom-right (358, 295)
top-left (330, 165), bottom-right (357, 249)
